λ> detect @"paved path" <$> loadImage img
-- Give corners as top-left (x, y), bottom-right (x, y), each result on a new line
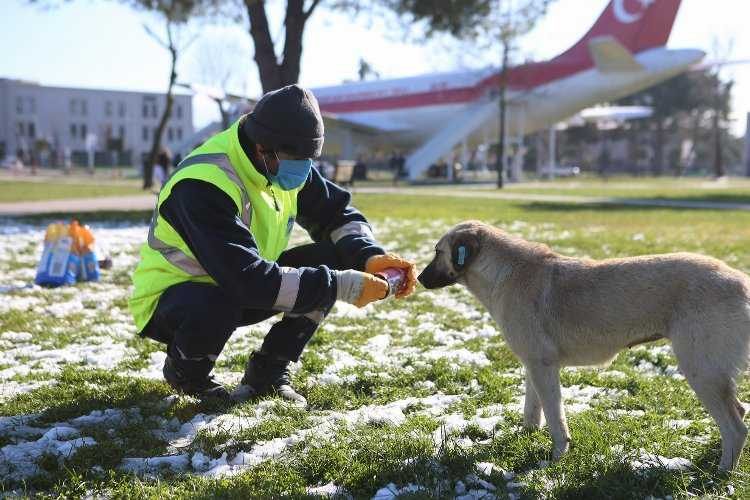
top-left (2, 187), bottom-right (750, 216)
top-left (0, 194), bottom-right (156, 216)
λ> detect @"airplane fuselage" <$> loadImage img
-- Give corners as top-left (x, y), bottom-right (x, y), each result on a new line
top-left (314, 46), bottom-right (703, 141)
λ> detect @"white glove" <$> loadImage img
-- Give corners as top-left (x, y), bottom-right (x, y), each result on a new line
top-left (335, 270), bottom-right (388, 308)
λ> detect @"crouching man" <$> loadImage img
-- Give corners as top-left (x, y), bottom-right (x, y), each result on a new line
top-left (129, 84), bottom-right (416, 404)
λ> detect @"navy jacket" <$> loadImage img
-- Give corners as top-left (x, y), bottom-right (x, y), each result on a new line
top-left (159, 132), bottom-right (384, 316)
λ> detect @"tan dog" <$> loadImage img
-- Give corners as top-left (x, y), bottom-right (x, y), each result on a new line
top-left (417, 220), bottom-right (750, 470)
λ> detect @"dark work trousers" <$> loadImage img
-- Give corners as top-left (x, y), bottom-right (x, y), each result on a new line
top-left (140, 241), bottom-right (343, 379)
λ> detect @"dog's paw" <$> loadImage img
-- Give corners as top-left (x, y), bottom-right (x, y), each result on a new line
top-left (552, 442), bottom-right (570, 461)
top-left (523, 422), bottom-right (541, 431)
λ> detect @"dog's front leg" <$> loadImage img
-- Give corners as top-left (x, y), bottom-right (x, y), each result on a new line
top-left (523, 376), bottom-right (543, 430)
top-left (526, 360), bottom-right (570, 460)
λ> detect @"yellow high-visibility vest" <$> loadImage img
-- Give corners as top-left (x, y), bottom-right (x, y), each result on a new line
top-left (129, 118), bottom-right (301, 332)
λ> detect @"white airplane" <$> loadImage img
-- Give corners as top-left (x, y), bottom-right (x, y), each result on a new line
top-left (311, 0), bottom-right (705, 180)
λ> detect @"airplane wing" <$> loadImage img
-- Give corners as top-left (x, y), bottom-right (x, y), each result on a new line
top-left (324, 114), bottom-right (413, 133)
top-left (690, 59), bottom-right (750, 71)
top-left (588, 36), bottom-right (644, 73)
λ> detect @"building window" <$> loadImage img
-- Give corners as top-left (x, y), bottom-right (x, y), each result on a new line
top-left (176, 104), bottom-right (183, 120)
top-left (70, 99), bottom-right (77, 115)
top-left (119, 125), bottom-right (125, 139)
top-left (81, 124), bottom-right (87, 139)
top-left (143, 96), bottom-right (158, 119)
top-left (17, 122), bottom-right (25, 136)
top-left (167, 128), bottom-right (173, 142)
top-left (142, 126), bottom-right (149, 142)
top-left (16, 97), bottom-right (23, 114)
top-left (28, 123), bottom-right (35, 139)
top-left (70, 124), bottom-right (78, 138)
top-left (176, 127), bottom-right (182, 141)
top-left (28, 97), bottom-right (36, 114)
top-left (118, 101), bottom-right (126, 118)
top-left (81, 100), bottom-right (88, 116)
top-left (105, 101), bottom-right (113, 117)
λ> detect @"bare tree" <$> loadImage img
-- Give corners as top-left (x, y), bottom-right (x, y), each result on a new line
top-left (709, 37), bottom-right (735, 178)
top-left (189, 35), bottom-right (251, 129)
top-left (485, 0), bottom-right (553, 188)
top-left (242, 1), bottom-right (513, 93)
top-left (358, 58), bottom-right (380, 81)
top-left (139, 4), bottom-right (197, 189)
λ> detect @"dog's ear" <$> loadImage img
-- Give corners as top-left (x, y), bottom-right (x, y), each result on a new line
top-left (451, 232), bottom-right (479, 272)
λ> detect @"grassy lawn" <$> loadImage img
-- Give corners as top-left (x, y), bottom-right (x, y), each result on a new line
top-left (1, 191), bottom-right (750, 498)
top-left (0, 180), bottom-right (143, 203)
top-left (498, 176), bottom-right (750, 204)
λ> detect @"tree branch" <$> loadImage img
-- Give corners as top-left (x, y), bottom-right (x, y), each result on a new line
top-left (304, 0), bottom-right (323, 20)
top-left (143, 23), bottom-right (168, 49)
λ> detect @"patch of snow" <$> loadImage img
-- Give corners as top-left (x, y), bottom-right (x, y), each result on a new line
top-left (422, 348), bottom-right (491, 367)
top-left (0, 430), bottom-right (96, 481)
top-left (120, 454), bottom-right (190, 474)
top-left (371, 483), bottom-right (426, 499)
top-left (306, 481), bottom-right (352, 498)
top-left (665, 419), bottom-right (693, 430)
top-left (0, 331), bottom-right (33, 342)
top-left (630, 452), bottom-right (693, 472)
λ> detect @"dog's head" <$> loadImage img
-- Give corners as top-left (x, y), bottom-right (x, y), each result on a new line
top-left (418, 221), bottom-right (484, 289)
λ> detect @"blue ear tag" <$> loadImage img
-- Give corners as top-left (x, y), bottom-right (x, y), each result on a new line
top-left (457, 245), bottom-right (467, 266)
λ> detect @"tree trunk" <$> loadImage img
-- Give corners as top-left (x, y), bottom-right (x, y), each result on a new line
top-left (713, 108), bottom-right (725, 177)
top-left (495, 40), bottom-right (509, 189)
top-left (246, 0), bottom-right (282, 93)
top-left (144, 36), bottom-right (177, 190)
top-left (245, 0), bottom-right (319, 93)
top-left (281, 0), bottom-right (305, 85)
top-left (653, 119), bottom-right (664, 176)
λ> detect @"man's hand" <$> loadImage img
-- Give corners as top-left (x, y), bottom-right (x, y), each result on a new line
top-left (365, 253), bottom-right (417, 298)
top-left (335, 270), bottom-right (389, 308)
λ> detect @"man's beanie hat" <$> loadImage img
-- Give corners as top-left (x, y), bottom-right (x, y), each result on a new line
top-left (243, 84), bottom-right (324, 158)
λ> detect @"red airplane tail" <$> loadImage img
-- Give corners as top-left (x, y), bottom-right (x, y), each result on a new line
top-left (493, 0), bottom-right (683, 89)
top-left (568, 0), bottom-right (682, 56)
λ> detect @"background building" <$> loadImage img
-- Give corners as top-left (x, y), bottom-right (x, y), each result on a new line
top-left (0, 78), bottom-right (193, 167)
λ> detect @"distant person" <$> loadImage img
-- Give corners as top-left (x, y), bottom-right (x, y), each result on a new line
top-left (389, 151), bottom-right (406, 185)
top-left (63, 147), bottom-right (72, 175)
top-left (353, 155), bottom-right (368, 181)
top-left (452, 162), bottom-right (463, 183)
top-left (598, 146), bottom-right (610, 180)
top-left (153, 147), bottom-right (172, 186)
top-left (397, 154), bottom-right (406, 181)
top-left (389, 151), bottom-right (399, 185)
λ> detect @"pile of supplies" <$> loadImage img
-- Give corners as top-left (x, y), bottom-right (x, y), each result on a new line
top-left (34, 220), bottom-right (102, 287)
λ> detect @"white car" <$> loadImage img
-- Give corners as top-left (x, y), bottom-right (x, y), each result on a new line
top-left (1, 156), bottom-right (21, 169)
top-left (539, 165), bottom-right (581, 177)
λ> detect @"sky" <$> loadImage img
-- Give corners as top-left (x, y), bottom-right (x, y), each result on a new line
top-left (2, 0), bottom-right (749, 135)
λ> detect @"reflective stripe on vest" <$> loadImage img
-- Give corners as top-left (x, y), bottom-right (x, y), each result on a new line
top-left (147, 153), bottom-right (252, 276)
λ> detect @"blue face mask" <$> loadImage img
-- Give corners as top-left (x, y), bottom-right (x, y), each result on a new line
top-left (263, 152), bottom-right (313, 191)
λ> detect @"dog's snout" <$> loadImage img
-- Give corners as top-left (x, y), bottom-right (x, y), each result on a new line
top-left (418, 260), bottom-right (455, 289)
top-left (416, 265), bottom-right (430, 287)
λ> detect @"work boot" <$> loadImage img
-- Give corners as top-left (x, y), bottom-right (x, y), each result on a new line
top-left (236, 351), bottom-right (306, 406)
top-left (163, 356), bottom-right (231, 402)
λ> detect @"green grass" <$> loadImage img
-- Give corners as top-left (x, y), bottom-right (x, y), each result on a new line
top-left (0, 180), bottom-right (143, 203)
top-left (497, 176), bottom-right (750, 205)
top-left (2, 188), bottom-right (750, 498)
